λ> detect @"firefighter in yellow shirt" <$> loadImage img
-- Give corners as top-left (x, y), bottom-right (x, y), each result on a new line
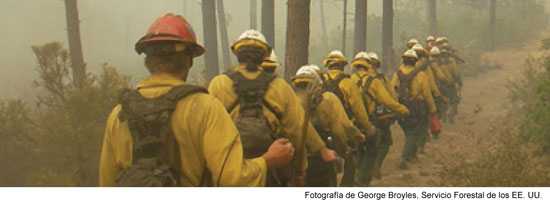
top-left (352, 52), bottom-right (409, 184)
top-left (208, 30), bottom-right (336, 187)
top-left (441, 44), bottom-right (463, 123)
top-left (321, 50), bottom-right (376, 186)
top-left (261, 50), bottom-right (279, 75)
top-left (99, 14), bottom-right (295, 187)
top-left (291, 65), bottom-right (366, 187)
top-left (391, 49), bottom-right (437, 169)
top-left (412, 44), bottom-right (444, 149)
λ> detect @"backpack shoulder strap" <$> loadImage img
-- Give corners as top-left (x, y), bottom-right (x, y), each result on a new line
top-left (225, 71), bottom-right (281, 119)
top-left (362, 75), bottom-right (378, 99)
top-left (163, 84), bottom-right (209, 103)
top-left (396, 68), bottom-right (421, 98)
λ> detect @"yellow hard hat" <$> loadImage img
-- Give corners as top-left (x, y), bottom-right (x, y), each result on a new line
top-left (231, 29), bottom-right (271, 55)
top-left (323, 50), bottom-right (348, 67)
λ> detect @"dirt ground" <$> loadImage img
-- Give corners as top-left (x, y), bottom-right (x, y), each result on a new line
top-left (370, 37), bottom-right (543, 186)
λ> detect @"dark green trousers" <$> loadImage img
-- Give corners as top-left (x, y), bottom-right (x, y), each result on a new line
top-left (373, 126), bottom-right (392, 176)
top-left (400, 123), bottom-right (428, 164)
top-left (306, 155), bottom-right (337, 187)
top-left (357, 134), bottom-right (379, 186)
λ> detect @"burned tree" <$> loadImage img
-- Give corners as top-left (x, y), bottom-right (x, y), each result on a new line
top-left (382, 0), bottom-right (394, 73)
top-left (342, 0), bottom-right (348, 55)
top-left (354, 0), bottom-right (367, 54)
top-left (262, 0), bottom-right (275, 47)
top-left (64, 0), bottom-right (86, 88)
top-left (427, 0), bottom-right (437, 35)
top-left (202, 0), bottom-right (219, 80)
top-left (217, 0), bottom-right (231, 71)
top-left (250, 0), bottom-right (258, 29)
top-left (285, 0), bottom-right (311, 80)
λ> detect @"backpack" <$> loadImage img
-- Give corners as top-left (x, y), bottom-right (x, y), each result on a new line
top-left (361, 74), bottom-right (394, 127)
top-left (226, 71), bottom-right (289, 186)
top-left (396, 69), bottom-right (428, 128)
top-left (116, 84), bottom-right (208, 187)
top-left (225, 71), bottom-right (281, 158)
top-left (322, 73), bottom-right (354, 119)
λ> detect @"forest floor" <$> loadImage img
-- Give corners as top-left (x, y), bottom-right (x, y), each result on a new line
top-left (370, 35), bottom-right (544, 186)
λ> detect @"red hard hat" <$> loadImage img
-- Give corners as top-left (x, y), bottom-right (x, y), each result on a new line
top-left (135, 13), bottom-right (205, 57)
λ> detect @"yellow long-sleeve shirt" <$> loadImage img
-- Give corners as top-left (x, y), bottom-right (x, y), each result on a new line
top-left (208, 66), bottom-right (327, 173)
top-left (432, 62), bottom-right (453, 85)
top-left (417, 59), bottom-right (443, 98)
top-left (322, 69), bottom-right (374, 130)
top-left (391, 65), bottom-right (438, 114)
top-left (361, 70), bottom-right (409, 116)
top-left (99, 74), bottom-right (267, 187)
top-left (295, 90), bottom-right (363, 154)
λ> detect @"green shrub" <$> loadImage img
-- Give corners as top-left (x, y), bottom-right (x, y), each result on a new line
top-left (0, 42), bottom-right (130, 186)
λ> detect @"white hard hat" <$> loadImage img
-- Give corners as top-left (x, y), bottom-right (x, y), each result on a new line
top-left (408, 38), bottom-right (419, 45)
top-left (295, 64), bottom-right (322, 83)
top-left (367, 52), bottom-right (380, 62)
top-left (427, 36), bottom-right (435, 41)
top-left (231, 29), bottom-right (271, 53)
top-left (236, 29), bottom-right (268, 44)
top-left (262, 50), bottom-right (279, 71)
top-left (296, 64), bottom-right (321, 76)
top-left (430, 47), bottom-right (441, 55)
top-left (353, 51), bottom-right (370, 61)
top-left (436, 36), bottom-right (449, 44)
top-left (323, 50), bottom-right (348, 67)
top-left (412, 44), bottom-right (425, 51)
top-left (402, 49), bottom-right (418, 59)
top-left (328, 50), bottom-right (345, 59)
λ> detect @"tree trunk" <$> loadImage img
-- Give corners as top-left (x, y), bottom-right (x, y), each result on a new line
top-left (342, 0), bottom-right (348, 55)
top-left (250, 0), bottom-right (258, 29)
top-left (217, 0), bottom-right (231, 71)
top-left (354, 0), bottom-right (367, 54)
top-left (262, 0), bottom-right (275, 47)
top-left (489, 0), bottom-right (496, 51)
top-left (319, 0), bottom-right (329, 51)
top-left (64, 0), bottom-right (86, 88)
top-left (427, 0), bottom-right (437, 35)
top-left (382, 0), bottom-right (394, 74)
top-left (202, 0), bottom-right (219, 80)
top-left (285, 0), bottom-right (311, 80)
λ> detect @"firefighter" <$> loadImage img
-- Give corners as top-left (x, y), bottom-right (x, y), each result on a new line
top-left (407, 38), bottom-right (420, 49)
top-left (352, 52), bottom-right (410, 184)
top-left (292, 64), bottom-right (366, 187)
top-left (99, 13), bottom-right (296, 187)
top-left (262, 50), bottom-right (279, 75)
top-left (391, 49), bottom-right (437, 169)
top-left (321, 50), bottom-right (377, 186)
top-left (430, 47), bottom-right (454, 123)
top-left (426, 36), bottom-right (436, 51)
top-left (440, 46), bottom-right (462, 123)
top-left (208, 30), bottom-right (337, 186)
top-left (412, 44), bottom-right (444, 150)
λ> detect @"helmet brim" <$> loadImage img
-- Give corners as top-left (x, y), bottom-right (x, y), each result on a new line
top-left (136, 36), bottom-right (205, 57)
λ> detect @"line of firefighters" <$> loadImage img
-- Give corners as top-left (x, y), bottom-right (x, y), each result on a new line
top-left (99, 13), bottom-right (463, 187)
